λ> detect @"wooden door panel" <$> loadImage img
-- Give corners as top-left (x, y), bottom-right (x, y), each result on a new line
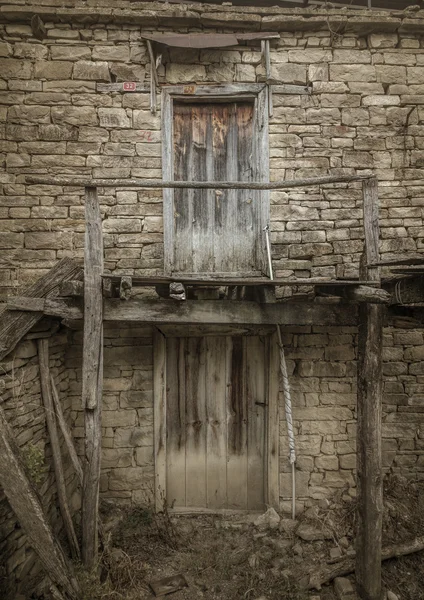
top-left (205, 336), bottom-right (228, 509)
top-left (173, 102), bottom-right (259, 275)
top-left (166, 335), bottom-right (267, 511)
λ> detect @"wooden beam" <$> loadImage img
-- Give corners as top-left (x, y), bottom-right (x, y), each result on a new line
top-left (356, 177), bottom-right (383, 600)
top-left (24, 174), bottom-right (373, 190)
top-left (315, 284), bottom-right (390, 304)
top-left (0, 257), bottom-right (82, 361)
top-left (6, 298), bottom-right (359, 326)
top-left (102, 275), bottom-right (378, 288)
top-left (81, 186), bottom-right (103, 569)
top-left (0, 406), bottom-right (80, 599)
top-left (38, 339), bottom-right (80, 561)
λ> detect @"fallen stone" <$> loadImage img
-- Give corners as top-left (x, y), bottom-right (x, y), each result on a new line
top-left (293, 542), bottom-right (303, 556)
top-left (339, 536), bottom-right (350, 549)
top-left (334, 577), bottom-right (356, 599)
top-left (254, 507), bottom-right (281, 530)
top-left (279, 518), bottom-right (298, 535)
top-left (387, 592), bottom-right (399, 600)
top-left (296, 523), bottom-right (333, 541)
top-left (330, 547), bottom-right (343, 560)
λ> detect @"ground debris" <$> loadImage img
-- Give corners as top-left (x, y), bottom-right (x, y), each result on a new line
top-left (296, 522), bottom-right (333, 541)
top-left (253, 507), bottom-right (281, 530)
top-left (150, 573), bottom-right (188, 597)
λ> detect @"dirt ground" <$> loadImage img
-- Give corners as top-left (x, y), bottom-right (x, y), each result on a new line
top-left (79, 475), bottom-right (424, 600)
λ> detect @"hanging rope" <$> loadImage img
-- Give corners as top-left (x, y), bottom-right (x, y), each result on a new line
top-left (264, 225), bottom-right (297, 519)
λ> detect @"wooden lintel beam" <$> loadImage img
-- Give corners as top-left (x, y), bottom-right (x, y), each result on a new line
top-left (7, 298), bottom-right (358, 326)
top-left (24, 174), bottom-right (373, 189)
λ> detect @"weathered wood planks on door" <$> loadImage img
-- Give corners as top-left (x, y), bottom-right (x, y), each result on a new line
top-left (165, 335), bottom-right (268, 511)
top-left (173, 102), bottom-right (264, 275)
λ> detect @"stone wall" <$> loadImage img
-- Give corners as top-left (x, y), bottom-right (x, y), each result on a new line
top-left (0, 323), bottom-right (78, 600)
top-left (67, 324), bottom-right (155, 506)
top-left (0, 20), bottom-right (423, 291)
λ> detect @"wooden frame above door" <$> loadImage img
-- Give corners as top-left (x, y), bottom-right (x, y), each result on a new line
top-left (153, 327), bottom-right (279, 513)
top-left (161, 84), bottom-right (270, 277)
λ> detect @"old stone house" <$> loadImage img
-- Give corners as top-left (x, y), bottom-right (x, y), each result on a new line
top-left (1, 0), bottom-right (424, 597)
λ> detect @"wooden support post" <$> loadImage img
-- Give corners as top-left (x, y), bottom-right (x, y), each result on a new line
top-left (0, 406), bottom-right (80, 599)
top-left (356, 177), bottom-right (384, 600)
top-left (81, 186), bottom-right (103, 569)
top-left (38, 339), bottom-right (80, 560)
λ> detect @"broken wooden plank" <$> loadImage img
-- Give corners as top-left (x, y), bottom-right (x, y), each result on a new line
top-left (304, 535), bottom-right (424, 591)
top-left (0, 406), bottom-right (80, 599)
top-left (81, 186), bottom-right (104, 569)
top-left (24, 174), bottom-right (373, 190)
top-left (356, 176), bottom-right (383, 600)
top-left (51, 374), bottom-right (83, 484)
top-left (0, 258), bottom-right (82, 361)
top-left (38, 339), bottom-right (80, 560)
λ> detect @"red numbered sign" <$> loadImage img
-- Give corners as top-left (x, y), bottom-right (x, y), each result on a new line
top-left (123, 82), bottom-right (136, 91)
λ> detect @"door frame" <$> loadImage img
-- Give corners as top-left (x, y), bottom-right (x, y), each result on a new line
top-left (153, 327), bottom-right (279, 512)
top-left (161, 84), bottom-right (270, 276)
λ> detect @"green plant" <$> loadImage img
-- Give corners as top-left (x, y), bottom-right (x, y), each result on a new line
top-left (22, 443), bottom-right (47, 485)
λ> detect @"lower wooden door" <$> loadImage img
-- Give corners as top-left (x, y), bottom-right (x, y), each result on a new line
top-left (164, 335), bottom-right (272, 511)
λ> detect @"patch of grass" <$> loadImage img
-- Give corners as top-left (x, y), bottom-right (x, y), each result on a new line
top-left (21, 444), bottom-right (47, 486)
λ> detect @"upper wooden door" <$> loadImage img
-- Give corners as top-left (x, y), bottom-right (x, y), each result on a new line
top-left (165, 335), bottom-right (269, 511)
top-left (168, 98), bottom-right (269, 276)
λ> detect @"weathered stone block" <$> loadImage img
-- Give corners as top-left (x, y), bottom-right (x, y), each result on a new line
top-left (287, 49), bottom-right (332, 63)
top-left (102, 410), bottom-right (137, 428)
top-left (109, 63), bottom-right (145, 82)
top-left (166, 63), bottom-right (206, 84)
top-left (52, 106), bottom-right (97, 126)
top-left (92, 45), bottom-right (130, 62)
top-left (0, 59), bottom-right (32, 79)
top-left (135, 447), bottom-right (153, 466)
top-left (34, 61), bottom-right (73, 80)
top-left (8, 105), bottom-right (50, 124)
top-left (98, 108), bottom-right (131, 128)
top-left (280, 471), bottom-right (309, 496)
top-left (268, 63), bottom-right (306, 84)
top-left (315, 455), bottom-right (339, 470)
top-left (109, 467), bottom-right (145, 490)
top-left (73, 61), bottom-right (110, 81)
top-left (24, 232), bottom-right (73, 249)
top-left (102, 448), bottom-right (132, 469)
top-left (330, 64), bottom-right (376, 82)
top-left (368, 33), bottom-right (398, 49)
top-left (333, 50), bottom-right (371, 64)
top-left (51, 46), bottom-right (91, 61)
